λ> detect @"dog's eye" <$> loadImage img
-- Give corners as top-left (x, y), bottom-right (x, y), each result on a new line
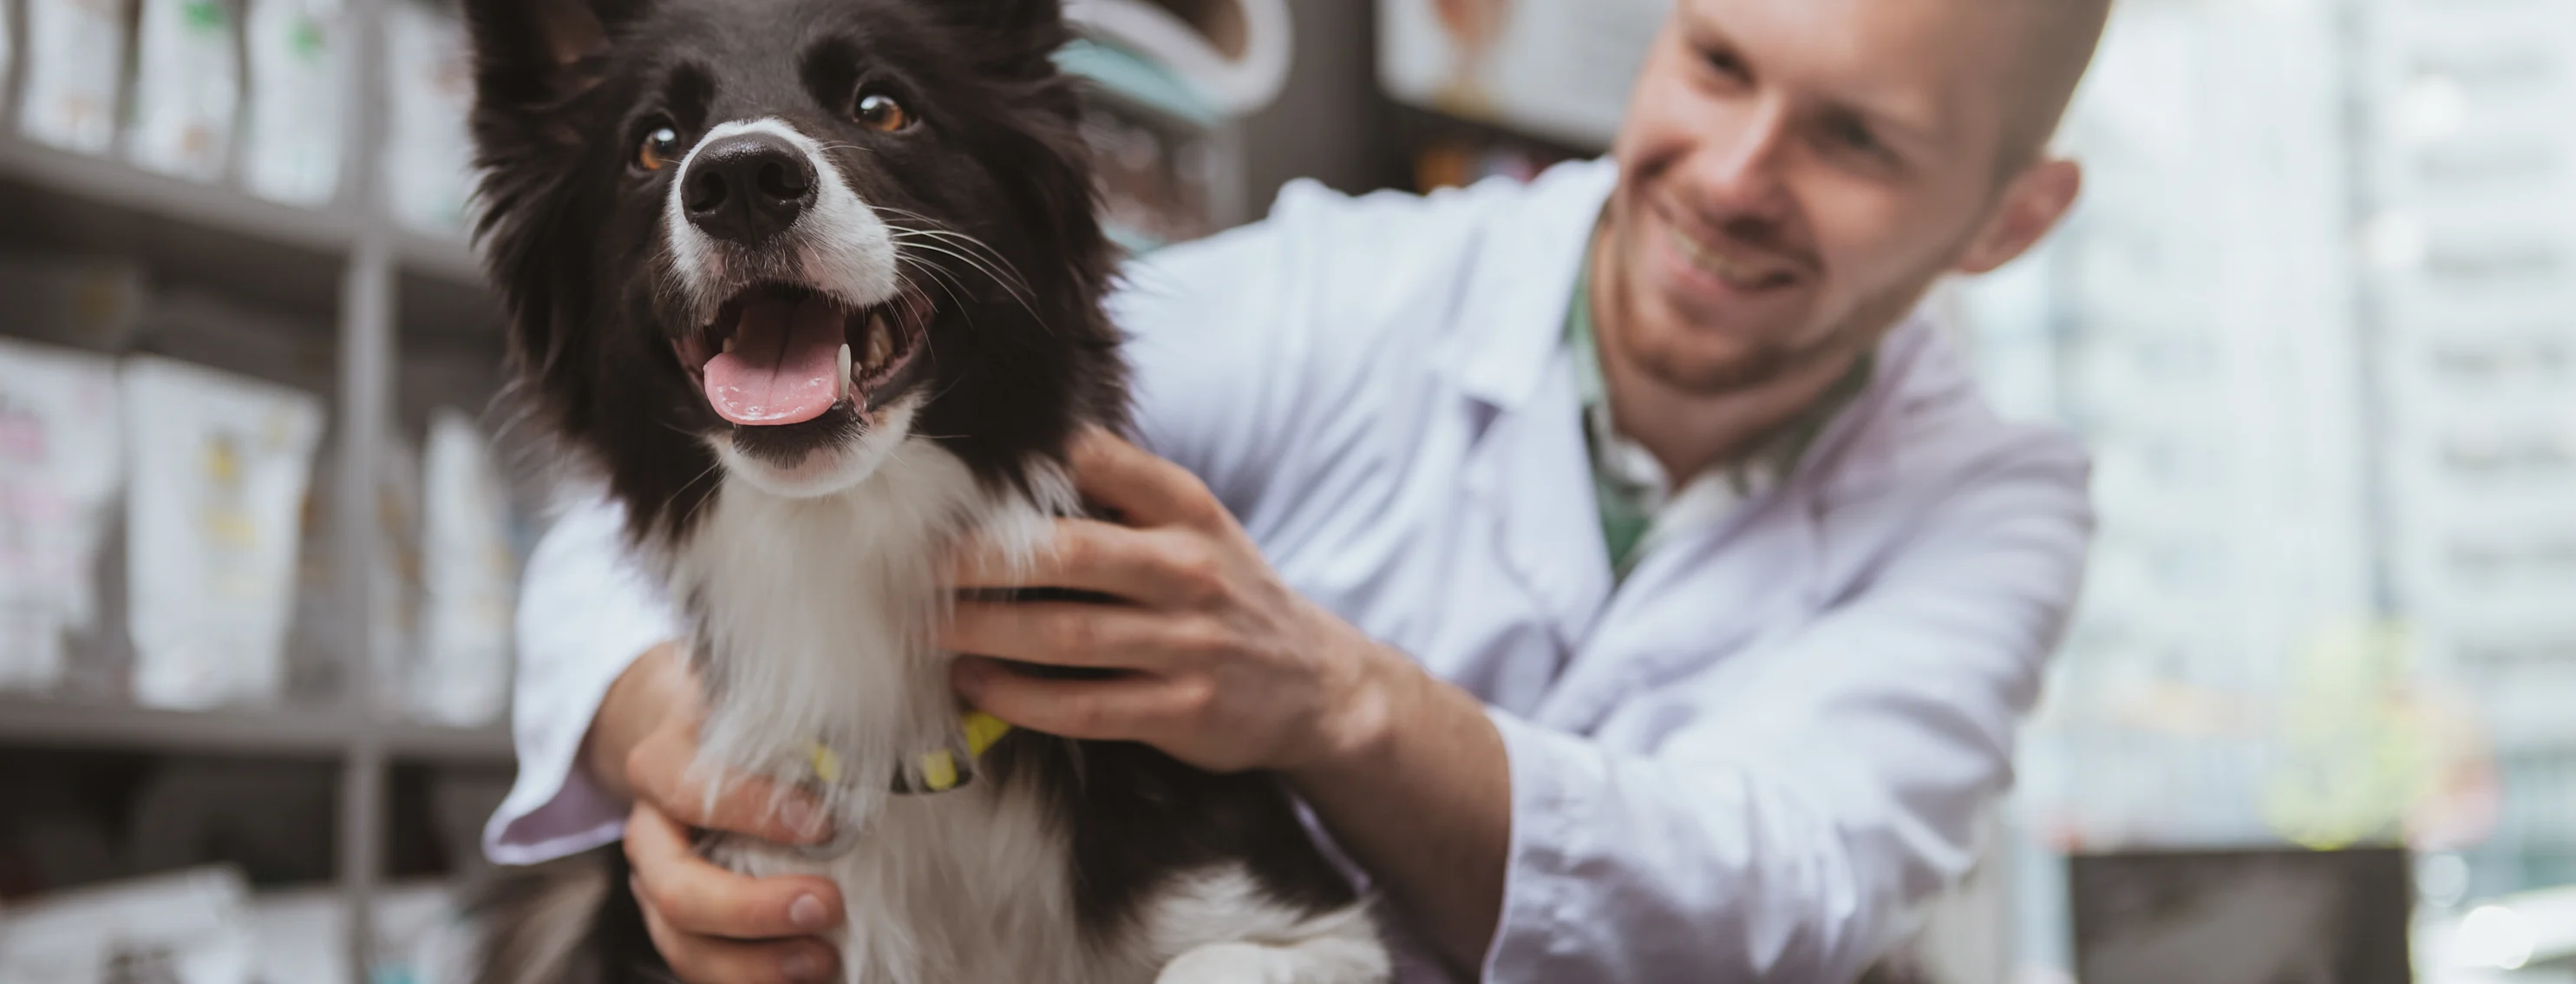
top-left (855, 93), bottom-right (914, 133)
top-left (637, 126), bottom-right (683, 171)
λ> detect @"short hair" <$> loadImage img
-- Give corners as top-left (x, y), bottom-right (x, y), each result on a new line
top-left (1999, 0), bottom-right (2115, 171)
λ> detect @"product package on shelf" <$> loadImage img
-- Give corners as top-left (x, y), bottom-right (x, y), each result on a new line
top-left (0, 253), bottom-right (151, 352)
top-left (383, 0), bottom-right (475, 232)
top-left (1, 1), bottom-right (16, 111)
top-left (121, 356), bottom-right (325, 711)
top-left (0, 867), bottom-right (255, 984)
top-left (410, 410), bottom-right (514, 726)
top-left (17, 0), bottom-right (130, 155)
top-left (288, 425), bottom-right (418, 707)
top-left (0, 338), bottom-right (121, 695)
top-left (240, 0), bottom-right (343, 206)
top-left (126, 0), bottom-right (242, 181)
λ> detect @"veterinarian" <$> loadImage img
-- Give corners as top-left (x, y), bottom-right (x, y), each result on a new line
top-left (487, 0), bottom-right (2109, 980)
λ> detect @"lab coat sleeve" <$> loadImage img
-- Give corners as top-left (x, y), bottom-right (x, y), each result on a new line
top-left (1481, 436), bottom-right (2093, 983)
top-left (480, 495), bottom-right (682, 864)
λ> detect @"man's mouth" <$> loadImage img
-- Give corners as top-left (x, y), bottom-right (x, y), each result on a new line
top-left (1665, 223), bottom-right (1801, 292)
top-left (673, 284), bottom-right (925, 427)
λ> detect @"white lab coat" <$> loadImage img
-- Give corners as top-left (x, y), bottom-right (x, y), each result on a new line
top-left (485, 159), bottom-right (2095, 983)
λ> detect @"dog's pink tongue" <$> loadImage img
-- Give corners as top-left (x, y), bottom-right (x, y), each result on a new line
top-left (703, 294), bottom-right (842, 426)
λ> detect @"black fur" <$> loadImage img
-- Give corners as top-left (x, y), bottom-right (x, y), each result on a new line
top-left (466, 0), bottom-right (1127, 543)
top-left (463, 1), bottom-right (1363, 980)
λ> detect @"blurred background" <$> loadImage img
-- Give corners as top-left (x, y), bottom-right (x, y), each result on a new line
top-left (0, 0), bottom-right (2569, 981)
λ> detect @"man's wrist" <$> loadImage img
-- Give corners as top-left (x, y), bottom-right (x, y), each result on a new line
top-left (1284, 620), bottom-right (1413, 784)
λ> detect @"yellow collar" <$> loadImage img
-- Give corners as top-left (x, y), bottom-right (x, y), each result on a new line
top-left (807, 711), bottom-right (1014, 796)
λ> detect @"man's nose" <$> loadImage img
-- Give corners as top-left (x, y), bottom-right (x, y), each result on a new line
top-left (1687, 99), bottom-right (1796, 220)
top-left (682, 132), bottom-right (819, 244)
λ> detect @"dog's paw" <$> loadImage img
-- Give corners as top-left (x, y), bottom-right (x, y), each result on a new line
top-left (1155, 941), bottom-right (1388, 984)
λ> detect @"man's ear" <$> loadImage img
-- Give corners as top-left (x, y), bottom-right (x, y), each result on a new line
top-left (462, 0), bottom-right (646, 108)
top-left (1955, 158), bottom-right (2082, 275)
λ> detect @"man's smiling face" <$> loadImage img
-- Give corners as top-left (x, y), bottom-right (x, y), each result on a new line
top-left (1602, 0), bottom-right (2090, 394)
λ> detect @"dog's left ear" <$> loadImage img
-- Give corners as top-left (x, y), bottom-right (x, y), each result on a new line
top-left (464, 0), bottom-right (649, 109)
top-left (938, 0), bottom-right (1073, 77)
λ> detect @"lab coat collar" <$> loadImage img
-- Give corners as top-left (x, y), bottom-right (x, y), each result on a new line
top-left (1438, 158), bottom-right (1622, 414)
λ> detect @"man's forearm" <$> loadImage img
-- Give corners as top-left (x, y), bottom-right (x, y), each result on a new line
top-left (1284, 641), bottom-right (1513, 974)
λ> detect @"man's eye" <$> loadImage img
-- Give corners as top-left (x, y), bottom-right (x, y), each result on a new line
top-left (637, 125), bottom-right (683, 172)
top-left (1703, 47), bottom-right (1750, 83)
top-left (1822, 115), bottom-right (1891, 160)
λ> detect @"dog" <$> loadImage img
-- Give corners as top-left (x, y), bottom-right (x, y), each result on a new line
top-left (460, 1), bottom-right (1391, 981)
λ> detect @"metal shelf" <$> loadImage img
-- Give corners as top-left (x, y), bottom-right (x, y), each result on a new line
top-left (0, 133), bottom-right (486, 291)
top-left (0, 697), bottom-right (513, 762)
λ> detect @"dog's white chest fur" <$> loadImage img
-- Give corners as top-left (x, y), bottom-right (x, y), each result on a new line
top-left (665, 438), bottom-right (1385, 984)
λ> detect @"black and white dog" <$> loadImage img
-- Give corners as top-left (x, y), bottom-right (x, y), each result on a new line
top-left (462, 1), bottom-right (1388, 981)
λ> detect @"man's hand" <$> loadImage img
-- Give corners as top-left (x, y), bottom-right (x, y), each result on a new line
top-left (585, 644), bottom-right (848, 984)
top-left (940, 430), bottom-right (1512, 970)
top-left (942, 429), bottom-right (1396, 775)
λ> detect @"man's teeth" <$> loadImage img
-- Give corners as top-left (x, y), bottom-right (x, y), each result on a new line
top-left (1670, 226), bottom-right (1775, 289)
top-left (863, 313), bottom-right (893, 375)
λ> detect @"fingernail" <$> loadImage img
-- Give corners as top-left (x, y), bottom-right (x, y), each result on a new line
top-left (781, 948), bottom-right (825, 983)
top-left (790, 893), bottom-right (831, 931)
top-left (778, 799), bottom-right (830, 842)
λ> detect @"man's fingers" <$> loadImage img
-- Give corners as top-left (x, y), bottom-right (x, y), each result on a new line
top-left (953, 656), bottom-right (1209, 742)
top-left (625, 804), bottom-right (846, 941)
top-left (1064, 428), bottom-right (1222, 529)
top-left (951, 519), bottom-right (1163, 597)
top-left (636, 882), bottom-right (840, 984)
top-left (628, 725), bottom-right (832, 844)
top-left (940, 600), bottom-right (1213, 671)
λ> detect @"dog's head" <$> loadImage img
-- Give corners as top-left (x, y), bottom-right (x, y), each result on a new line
top-left (466, 0), bottom-right (1124, 536)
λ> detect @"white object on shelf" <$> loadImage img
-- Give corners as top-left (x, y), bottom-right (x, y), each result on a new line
top-left (411, 409), bottom-right (515, 727)
top-left (0, 338), bottom-right (121, 694)
top-left (242, 0), bottom-right (346, 206)
top-left (1065, 0), bottom-right (1292, 117)
top-left (0, 0), bottom-right (16, 110)
top-left (17, 0), bottom-right (130, 155)
top-left (1376, 0), bottom-right (1669, 149)
top-left (122, 356), bottom-right (325, 712)
top-left (382, 0), bottom-right (476, 232)
top-left (0, 866), bottom-right (255, 984)
top-left (126, 0), bottom-right (242, 181)
top-left (245, 883), bottom-right (474, 984)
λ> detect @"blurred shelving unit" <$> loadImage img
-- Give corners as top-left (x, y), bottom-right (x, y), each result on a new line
top-left (0, 0), bottom-right (1291, 977)
top-left (0, 0), bottom-right (511, 977)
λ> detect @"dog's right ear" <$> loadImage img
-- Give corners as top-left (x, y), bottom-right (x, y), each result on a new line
top-left (463, 0), bottom-right (646, 110)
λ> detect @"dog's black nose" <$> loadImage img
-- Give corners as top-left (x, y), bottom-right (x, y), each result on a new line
top-left (681, 132), bottom-right (818, 244)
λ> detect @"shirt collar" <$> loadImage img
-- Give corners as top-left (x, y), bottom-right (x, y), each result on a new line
top-left (1438, 159), bottom-right (1624, 412)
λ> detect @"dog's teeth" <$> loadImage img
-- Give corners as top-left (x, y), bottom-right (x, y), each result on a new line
top-left (721, 335), bottom-right (735, 355)
top-left (836, 343), bottom-right (853, 402)
top-left (866, 314), bottom-right (893, 373)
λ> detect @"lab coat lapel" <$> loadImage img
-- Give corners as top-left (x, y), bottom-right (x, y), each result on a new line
top-left (1436, 161), bottom-right (1624, 659)
top-left (1456, 366), bottom-right (1613, 657)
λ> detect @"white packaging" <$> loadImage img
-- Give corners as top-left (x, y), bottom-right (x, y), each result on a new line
top-left (122, 356), bottom-right (325, 711)
top-left (0, 338), bottom-right (121, 694)
top-left (411, 410), bottom-right (514, 725)
top-left (241, 0), bottom-right (343, 205)
top-left (383, 0), bottom-right (475, 231)
top-left (127, 0), bottom-right (243, 181)
top-left (18, 0), bottom-right (130, 154)
top-left (0, 867), bottom-right (255, 984)
top-left (1, 1), bottom-right (16, 109)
